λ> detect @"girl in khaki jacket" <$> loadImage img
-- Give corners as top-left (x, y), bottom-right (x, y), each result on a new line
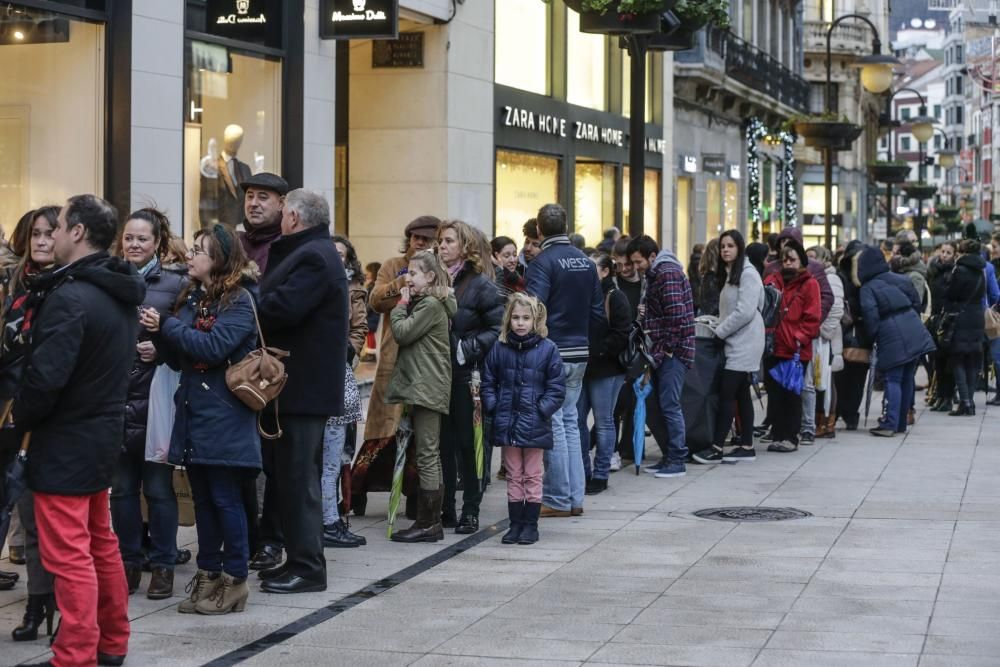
top-left (386, 250), bottom-right (456, 543)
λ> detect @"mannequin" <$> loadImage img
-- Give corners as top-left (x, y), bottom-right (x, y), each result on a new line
top-left (211, 124), bottom-right (252, 230)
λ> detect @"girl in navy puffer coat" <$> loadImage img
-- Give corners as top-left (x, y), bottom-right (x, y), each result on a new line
top-left (483, 293), bottom-right (565, 546)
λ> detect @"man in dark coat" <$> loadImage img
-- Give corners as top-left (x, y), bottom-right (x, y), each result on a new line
top-left (254, 189), bottom-right (347, 594)
top-left (15, 194), bottom-right (146, 667)
top-left (237, 172), bottom-right (288, 274)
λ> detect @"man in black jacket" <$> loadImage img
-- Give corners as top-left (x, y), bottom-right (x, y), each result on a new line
top-left (254, 189), bottom-right (347, 594)
top-left (16, 194), bottom-right (146, 667)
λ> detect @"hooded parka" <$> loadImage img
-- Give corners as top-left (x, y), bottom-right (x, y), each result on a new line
top-left (943, 253), bottom-right (987, 355)
top-left (763, 268), bottom-right (821, 362)
top-left (386, 288), bottom-right (457, 414)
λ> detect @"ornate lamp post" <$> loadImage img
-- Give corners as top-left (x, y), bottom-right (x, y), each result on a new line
top-left (878, 87), bottom-right (936, 242)
top-left (822, 15), bottom-right (900, 249)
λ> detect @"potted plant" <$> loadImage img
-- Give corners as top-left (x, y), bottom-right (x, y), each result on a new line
top-left (786, 112), bottom-right (863, 150)
top-left (931, 224), bottom-right (947, 236)
top-left (868, 160), bottom-right (910, 184)
top-left (944, 218), bottom-right (964, 234)
top-left (571, 0), bottom-right (674, 35)
top-left (902, 182), bottom-right (938, 200)
top-left (649, 0), bottom-right (730, 51)
top-left (936, 204), bottom-right (961, 220)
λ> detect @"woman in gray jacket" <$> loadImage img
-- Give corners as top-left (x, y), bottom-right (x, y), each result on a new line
top-left (694, 230), bottom-right (764, 464)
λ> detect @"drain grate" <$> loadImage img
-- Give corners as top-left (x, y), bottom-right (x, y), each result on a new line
top-left (693, 506), bottom-right (813, 522)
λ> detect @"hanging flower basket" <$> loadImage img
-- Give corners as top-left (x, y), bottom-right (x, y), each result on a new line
top-left (791, 121), bottom-right (863, 149)
top-left (902, 183), bottom-right (938, 200)
top-left (869, 163), bottom-right (910, 184)
top-left (579, 10), bottom-right (662, 35)
top-left (935, 205), bottom-right (961, 220)
top-left (944, 219), bottom-right (964, 233)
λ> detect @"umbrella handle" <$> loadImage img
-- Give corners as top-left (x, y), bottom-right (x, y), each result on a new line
top-left (18, 432), bottom-right (30, 454)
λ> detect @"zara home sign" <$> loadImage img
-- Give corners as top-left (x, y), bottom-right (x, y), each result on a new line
top-left (321, 0), bottom-right (399, 40)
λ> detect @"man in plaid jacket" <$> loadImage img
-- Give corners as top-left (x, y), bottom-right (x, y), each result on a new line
top-left (626, 235), bottom-right (695, 478)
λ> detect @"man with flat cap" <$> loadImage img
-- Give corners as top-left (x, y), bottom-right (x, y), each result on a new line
top-left (239, 172), bottom-right (289, 274)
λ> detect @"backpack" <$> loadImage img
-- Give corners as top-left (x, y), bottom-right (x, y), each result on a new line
top-left (618, 321), bottom-right (655, 380)
top-left (760, 283), bottom-right (783, 328)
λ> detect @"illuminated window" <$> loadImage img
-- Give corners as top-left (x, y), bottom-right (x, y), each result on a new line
top-left (567, 11), bottom-right (606, 110)
top-left (724, 181), bottom-right (739, 232)
top-left (623, 167), bottom-right (661, 243)
top-left (622, 50), bottom-right (654, 121)
top-left (495, 150), bottom-right (559, 241)
top-left (802, 185), bottom-right (839, 215)
top-left (495, 0), bottom-right (549, 95)
top-left (676, 178), bottom-right (691, 258)
top-left (707, 180), bottom-right (722, 242)
top-left (574, 161), bottom-right (615, 246)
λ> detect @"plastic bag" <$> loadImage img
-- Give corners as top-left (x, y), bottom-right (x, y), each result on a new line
top-left (769, 353), bottom-right (804, 395)
top-left (145, 365), bottom-right (180, 464)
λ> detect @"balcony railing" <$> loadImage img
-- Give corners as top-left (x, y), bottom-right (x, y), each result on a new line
top-left (721, 29), bottom-right (811, 112)
top-left (803, 20), bottom-right (870, 54)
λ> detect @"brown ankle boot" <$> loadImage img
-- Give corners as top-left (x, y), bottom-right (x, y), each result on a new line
top-left (824, 412), bottom-right (837, 438)
top-left (147, 566), bottom-right (174, 600)
top-left (194, 573), bottom-right (248, 615)
top-left (814, 409), bottom-right (828, 438)
top-left (178, 570), bottom-right (220, 614)
top-left (391, 489), bottom-right (444, 543)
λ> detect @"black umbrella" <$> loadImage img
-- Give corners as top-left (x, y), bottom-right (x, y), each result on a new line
top-left (0, 432), bottom-right (31, 556)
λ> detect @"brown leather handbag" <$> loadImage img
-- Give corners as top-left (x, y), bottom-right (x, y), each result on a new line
top-left (225, 289), bottom-right (289, 440)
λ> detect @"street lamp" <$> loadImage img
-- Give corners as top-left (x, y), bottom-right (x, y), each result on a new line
top-left (823, 15), bottom-right (901, 249)
top-left (879, 87), bottom-right (937, 241)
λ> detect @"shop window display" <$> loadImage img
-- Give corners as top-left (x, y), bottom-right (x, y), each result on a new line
top-left (184, 41), bottom-right (281, 240)
top-left (0, 7), bottom-right (104, 236)
top-left (574, 161), bottom-right (615, 246)
top-left (567, 11), bottom-right (606, 111)
top-left (495, 150), bottom-right (559, 241)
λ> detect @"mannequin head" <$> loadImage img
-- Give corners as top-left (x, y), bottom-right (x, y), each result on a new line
top-left (223, 124), bottom-right (245, 157)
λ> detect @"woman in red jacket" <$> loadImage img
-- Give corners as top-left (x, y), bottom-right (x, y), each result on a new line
top-left (762, 241), bottom-right (822, 452)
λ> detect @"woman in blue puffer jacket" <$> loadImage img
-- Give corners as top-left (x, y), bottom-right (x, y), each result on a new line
top-left (853, 246), bottom-right (936, 437)
top-left (482, 293), bottom-right (565, 546)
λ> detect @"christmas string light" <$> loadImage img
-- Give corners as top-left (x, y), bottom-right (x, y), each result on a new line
top-left (745, 117), bottom-right (767, 239)
top-left (781, 130), bottom-right (798, 227)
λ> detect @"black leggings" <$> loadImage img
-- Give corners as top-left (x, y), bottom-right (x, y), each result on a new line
top-left (764, 357), bottom-right (803, 445)
top-left (713, 370), bottom-right (754, 448)
top-left (952, 351), bottom-right (981, 403)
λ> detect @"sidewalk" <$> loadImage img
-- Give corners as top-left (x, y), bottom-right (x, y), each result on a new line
top-left (2, 394), bottom-right (999, 666)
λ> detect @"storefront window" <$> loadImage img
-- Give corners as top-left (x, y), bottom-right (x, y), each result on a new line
top-left (622, 51), bottom-right (653, 121)
top-left (495, 0), bottom-right (549, 95)
top-left (724, 181), bottom-right (739, 232)
top-left (495, 150), bottom-right (559, 241)
top-left (623, 167), bottom-right (661, 242)
top-left (567, 11), bottom-right (606, 110)
top-left (707, 179), bottom-right (722, 242)
top-left (184, 41), bottom-right (282, 241)
top-left (0, 7), bottom-right (104, 236)
top-left (676, 178), bottom-right (691, 259)
top-left (574, 161), bottom-right (615, 246)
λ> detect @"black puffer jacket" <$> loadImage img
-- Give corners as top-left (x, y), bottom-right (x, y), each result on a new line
top-left (927, 258), bottom-right (953, 317)
top-left (449, 262), bottom-right (503, 385)
top-left (944, 253), bottom-right (987, 355)
top-left (585, 276), bottom-right (630, 378)
top-left (14, 253), bottom-right (146, 495)
top-left (123, 261), bottom-right (187, 454)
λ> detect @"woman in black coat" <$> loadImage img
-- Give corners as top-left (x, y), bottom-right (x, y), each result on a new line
top-left (834, 240), bottom-right (870, 430)
top-left (927, 242), bottom-right (956, 411)
top-left (436, 221), bottom-right (504, 533)
top-left (943, 240), bottom-right (987, 415)
top-left (578, 253), bottom-right (629, 494)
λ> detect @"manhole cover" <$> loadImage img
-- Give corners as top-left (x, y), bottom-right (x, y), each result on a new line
top-left (692, 507), bottom-right (812, 522)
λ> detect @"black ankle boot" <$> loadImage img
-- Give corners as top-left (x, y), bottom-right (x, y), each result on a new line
top-left (501, 502), bottom-right (524, 545)
top-left (518, 502), bottom-right (541, 545)
top-left (948, 401), bottom-right (970, 416)
top-left (968, 400), bottom-right (976, 416)
top-left (12, 593), bottom-right (55, 642)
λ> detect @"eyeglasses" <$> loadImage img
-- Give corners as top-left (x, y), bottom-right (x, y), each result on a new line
top-left (187, 247), bottom-right (208, 258)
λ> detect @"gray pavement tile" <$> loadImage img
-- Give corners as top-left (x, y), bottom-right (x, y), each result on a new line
top-left (242, 645), bottom-right (417, 667)
top-left (778, 612), bottom-right (929, 635)
top-left (489, 601), bottom-right (643, 625)
top-left (790, 596), bottom-right (935, 617)
top-left (611, 624), bottom-right (772, 649)
top-left (820, 557), bottom-right (945, 574)
top-left (810, 570), bottom-right (941, 587)
top-left (513, 585), bottom-right (660, 608)
top-left (923, 634), bottom-right (1000, 657)
top-left (664, 579), bottom-right (805, 598)
top-left (931, 598), bottom-right (1000, 618)
top-left (433, 634), bottom-right (602, 661)
top-left (128, 601), bottom-right (304, 644)
top-left (751, 650), bottom-right (919, 667)
top-left (648, 594), bottom-right (798, 613)
top-left (927, 615), bottom-right (1000, 637)
top-left (765, 629), bottom-right (926, 653)
top-left (462, 615), bottom-right (623, 642)
top-left (411, 657), bottom-right (581, 667)
top-left (630, 607), bottom-right (785, 630)
top-left (122, 631), bottom-right (247, 666)
top-left (286, 625), bottom-right (457, 653)
top-left (588, 643), bottom-right (758, 666)
top-left (918, 655), bottom-right (1000, 667)
top-left (800, 581), bottom-right (940, 601)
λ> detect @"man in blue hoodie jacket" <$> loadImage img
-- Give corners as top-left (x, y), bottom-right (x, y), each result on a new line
top-left (526, 204), bottom-right (605, 516)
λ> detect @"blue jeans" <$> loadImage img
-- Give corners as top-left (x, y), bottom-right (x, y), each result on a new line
top-left (322, 420), bottom-right (346, 525)
top-left (882, 360), bottom-right (917, 433)
top-left (110, 450), bottom-right (177, 569)
top-left (187, 465), bottom-right (251, 580)
top-left (654, 355), bottom-right (689, 464)
top-left (543, 362), bottom-right (586, 511)
top-left (578, 374), bottom-right (625, 480)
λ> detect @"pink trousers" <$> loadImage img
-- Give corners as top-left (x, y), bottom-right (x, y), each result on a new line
top-left (502, 447), bottom-right (544, 503)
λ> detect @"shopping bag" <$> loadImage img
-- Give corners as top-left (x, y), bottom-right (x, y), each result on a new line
top-left (145, 365), bottom-right (180, 464)
top-left (174, 468), bottom-right (196, 527)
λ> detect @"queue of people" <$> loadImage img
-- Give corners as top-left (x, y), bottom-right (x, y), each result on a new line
top-left (3, 181), bottom-right (999, 667)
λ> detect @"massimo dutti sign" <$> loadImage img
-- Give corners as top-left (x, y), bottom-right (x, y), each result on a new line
top-left (207, 0), bottom-right (270, 41)
top-left (320, 0), bottom-right (399, 40)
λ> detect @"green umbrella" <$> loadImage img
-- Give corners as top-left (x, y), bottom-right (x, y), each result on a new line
top-left (386, 412), bottom-right (413, 539)
top-left (471, 368), bottom-right (484, 479)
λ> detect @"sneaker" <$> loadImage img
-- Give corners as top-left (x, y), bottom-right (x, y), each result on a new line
top-left (643, 459), bottom-right (668, 474)
top-left (609, 453), bottom-right (622, 472)
top-left (723, 447), bottom-right (756, 462)
top-left (799, 432), bottom-right (815, 446)
top-left (868, 427), bottom-right (896, 438)
top-left (759, 431), bottom-right (777, 444)
top-left (692, 447), bottom-right (723, 464)
top-left (752, 424), bottom-right (769, 437)
top-left (654, 463), bottom-right (686, 478)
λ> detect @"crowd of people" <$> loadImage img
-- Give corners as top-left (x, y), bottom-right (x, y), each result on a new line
top-left (1, 178), bottom-right (999, 666)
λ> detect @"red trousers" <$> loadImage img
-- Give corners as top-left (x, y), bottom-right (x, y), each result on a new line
top-left (35, 490), bottom-right (130, 667)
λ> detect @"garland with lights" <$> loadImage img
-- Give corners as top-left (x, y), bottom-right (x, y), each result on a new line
top-left (745, 117), bottom-right (767, 240)
top-left (781, 130), bottom-right (798, 227)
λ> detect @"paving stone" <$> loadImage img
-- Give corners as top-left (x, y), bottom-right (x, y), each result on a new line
top-left (433, 634), bottom-right (602, 661)
top-left (752, 649), bottom-right (919, 666)
top-left (588, 643), bottom-right (758, 666)
top-left (765, 629), bottom-right (926, 653)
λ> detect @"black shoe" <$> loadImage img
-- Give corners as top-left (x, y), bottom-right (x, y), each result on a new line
top-left (502, 502), bottom-right (524, 545)
top-left (323, 520), bottom-right (366, 548)
top-left (455, 514), bottom-right (479, 535)
top-left (843, 418), bottom-right (858, 431)
top-left (12, 593), bottom-right (55, 642)
top-left (722, 447), bottom-right (756, 462)
top-left (752, 424), bottom-right (770, 437)
top-left (988, 395), bottom-right (1000, 406)
top-left (175, 549), bottom-right (192, 565)
top-left (260, 572), bottom-right (327, 594)
top-left (441, 508), bottom-right (458, 529)
top-left (518, 503), bottom-right (540, 545)
top-left (257, 564), bottom-right (289, 581)
top-left (249, 544), bottom-right (283, 571)
top-left (124, 565), bottom-right (141, 595)
top-left (585, 478), bottom-right (608, 495)
top-left (949, 402), bottom-right (970, 416)
top-left (19, 662), bottom-right (52, 666)
top-left (799, 432), bottom-right (815, 446)
top-left (692, 447), bottom-right (723, 464)
top-left (8, 546), bottom-right (25, 565)
top-left (0, 570), bottom-right (19, 583)
top-left (98, 654), bottom-right (126, 666)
